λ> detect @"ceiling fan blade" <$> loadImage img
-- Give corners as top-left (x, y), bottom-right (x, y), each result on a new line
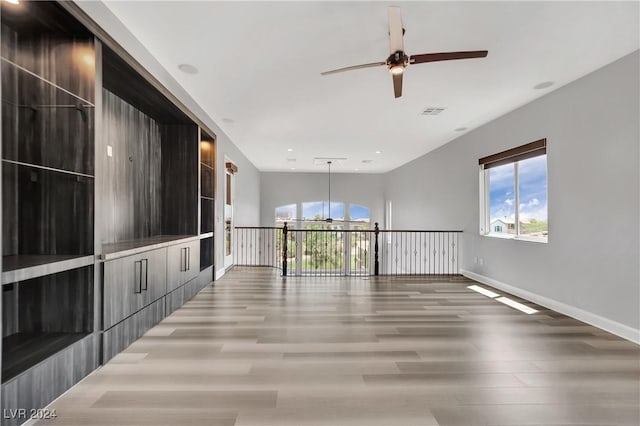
top-left (388, 6), bottom-right (404, 53)
top-left (393, 72), bottom-right (403, 98)
top-left (410, 50), bottom-right (488, 64)
top-left (321, 61), bottom-right (386, 76)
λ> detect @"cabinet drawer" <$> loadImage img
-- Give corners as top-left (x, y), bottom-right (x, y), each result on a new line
top-left (184, 240), bottom-right (200, 283)
top-left (102, 299), bottom-right (165, 362)
top-left (138, 248), bottom-right (167, 304)
top-left (103, 254), bottom-right (145, 329)
top-left (167, 241), bottom-right (200, 292)
top-left (103, 248), bottom-right (166, 329)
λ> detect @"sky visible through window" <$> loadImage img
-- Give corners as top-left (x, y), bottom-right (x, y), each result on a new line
top-left (489, 155), bottom-right (548, 235)
top-left (349, 204), bottom-right (370, 221)
top-left (302, 201), bottom-right (344, 220)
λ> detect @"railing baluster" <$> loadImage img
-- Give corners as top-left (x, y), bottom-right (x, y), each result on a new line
top-left (233, 226), bottom-right (461, 278)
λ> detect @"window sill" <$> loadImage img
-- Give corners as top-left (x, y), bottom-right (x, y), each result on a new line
top-left (483, 233), bottom-right (548, 244)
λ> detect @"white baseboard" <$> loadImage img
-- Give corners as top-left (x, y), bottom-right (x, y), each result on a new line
top-left (461, 269), bottom-right (640, 345)
top-left (215, 268), bottom-right (226, 280)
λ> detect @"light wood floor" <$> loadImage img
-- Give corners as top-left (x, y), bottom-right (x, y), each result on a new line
top-left (34, 267), bottom-right (639, 425)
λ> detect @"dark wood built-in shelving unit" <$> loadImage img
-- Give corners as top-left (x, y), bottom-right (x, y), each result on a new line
top-left (0, 2), bottom-right (217, 424)
top-left (200, 131), bottom-right (215, 271)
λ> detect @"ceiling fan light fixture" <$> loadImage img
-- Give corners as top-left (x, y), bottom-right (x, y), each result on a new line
top-left (390, 65), bottom-right (404, 75)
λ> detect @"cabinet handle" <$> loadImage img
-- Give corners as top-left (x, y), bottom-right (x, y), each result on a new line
top-left (181, 247), bottom-right (187, 272)
top-left (142, 258), bottom-right (148, 291)
top-left (186, 247), bottom-right (190, 271)
top-left (134, 260), bottom-right (142, 294)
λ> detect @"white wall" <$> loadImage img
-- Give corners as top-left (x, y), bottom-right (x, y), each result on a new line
top-left (75, 1), bottom-right (261, 278)
top-left (385, 51), bottom-right (640, 341)
top-left (259, 172), bottom-right (385, 227)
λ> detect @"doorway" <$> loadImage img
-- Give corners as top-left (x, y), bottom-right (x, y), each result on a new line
top-left (224, 162), bottom-right (236, 269)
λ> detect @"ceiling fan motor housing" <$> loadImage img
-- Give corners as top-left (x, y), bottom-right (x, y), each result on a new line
top-left (387, 50), bottom-right (409, 71)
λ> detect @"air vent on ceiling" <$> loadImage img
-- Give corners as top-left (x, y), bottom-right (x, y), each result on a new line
top-left (313, 157), bottom-right (347, 165)
top-left (286, 158), bottom-right (296, 162)
top-left (421, 107), bottom-right (446, 116)
top-left (361, 159), bottom-right (373, 164)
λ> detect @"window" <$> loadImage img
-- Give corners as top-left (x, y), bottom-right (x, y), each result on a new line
top-left (302, 201), bottom-right (345, 221)
top-left (480, 139), bottom-right (548, 242)
top-left (275, 204), bottom-right (296, 224)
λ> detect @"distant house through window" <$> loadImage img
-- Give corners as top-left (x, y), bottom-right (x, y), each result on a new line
top-left (480, 139), bottom-right (548, 242)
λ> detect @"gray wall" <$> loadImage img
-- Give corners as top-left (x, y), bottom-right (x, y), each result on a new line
top-left (259, 172), bottom-right (384, 227)
top-left (385, 51), bottom-right (639, 338)
top-left (75, 1), bottom-right (261, 276)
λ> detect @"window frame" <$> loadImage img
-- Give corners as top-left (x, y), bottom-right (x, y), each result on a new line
top-left (479, 140), bottom-right (548, 243)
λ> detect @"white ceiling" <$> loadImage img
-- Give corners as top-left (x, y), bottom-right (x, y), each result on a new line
top-left (103, 1), bottom-right (639, 173)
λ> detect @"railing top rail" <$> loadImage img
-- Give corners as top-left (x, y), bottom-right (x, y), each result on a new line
top-left (235, 226), bottom-right (463, 233)
top-left (377, 230), bottom-right (463, 233)
top-left (235, 226), bottom-right (281, 230)
top-left (287, 229), bottom-right (373, 233)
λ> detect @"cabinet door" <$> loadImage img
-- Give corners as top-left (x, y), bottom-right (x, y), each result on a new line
top-left (139, 248), bottom-right (167, 303)
top-left (103, 254), bottom-right (145, 329)
top-left (183, 240), bottom-right (200, 283)
top-left (166, 244), bottom-right (186, 292)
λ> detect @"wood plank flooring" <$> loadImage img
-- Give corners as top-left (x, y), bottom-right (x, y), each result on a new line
top-left (32, 267), bottom-right (640, 426)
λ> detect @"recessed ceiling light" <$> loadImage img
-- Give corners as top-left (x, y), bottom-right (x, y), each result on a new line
top-left (290, 167), bottom-right (296, 170)
top-left (455, 127), bottom-right (468, 132)
top-left (178, 63), bottom-right (198, 74)
top-left (222, 118), bottom-right (234, 124)
top-left (534, 81), bottom-right (554, 90)
top-left (287, 148), bottom-right (293, 152)
top-left (354, 168), bottom-right (360, 171)
top-left (375, 150), bottom-right (381, 154)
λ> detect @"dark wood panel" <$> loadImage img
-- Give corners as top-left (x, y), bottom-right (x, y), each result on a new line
top-left (102, 45), bottom-right (190, 124)
top-left (1, 58), bottom-right (95, 175)
top-left (2, 332), bottom-right (88, 382)
top-left (2, 266), bottom-right (94, 372)
top-left (200, 130), bottom-right (215, 167)
top-left (201, 199), bottom-right (214, 233)
top-left (166, 241), bottom-right (199, 293)
top-left (2, 163), bottom-right (93, 258)
top-left (1, 5), bottom-right (95, 104)
top-left (100, 90), bottom-right (162, 245)
top-left (200, 166), bottom-right (214, 198)
top-left (1, 334), bottom-right (97, 426)
top-left (103, 248), bottom-right (166, 330)
top-left (164, 285), bottom-right (184, 317)
top-left (141, 248), bottom-right (167, 306)
top-left (102, 299), bottom-right (164, 363)
top-left (102, 253), bottom-right (145, 330)
top-left (17, 266), bottom-right (93, 333)
top-left (184, 240), bottom-right (200, 284)
top-left (166, 244), bottom-right (185, 293)
top-left (161, 124), bottom-right (198, 236)
top-left (200, 237), bottom-right (214, 271)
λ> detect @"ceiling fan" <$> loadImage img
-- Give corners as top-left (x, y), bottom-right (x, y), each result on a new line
top-left (321, 6), bottom-right (488, 98)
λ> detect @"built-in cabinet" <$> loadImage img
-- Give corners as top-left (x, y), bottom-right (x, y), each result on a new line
top-left (200, 131), bottom-right (215, 271)
top-left (0, 2), bottom-right (216, 424)
top-left (166, 240), bottom-right (200, 293)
